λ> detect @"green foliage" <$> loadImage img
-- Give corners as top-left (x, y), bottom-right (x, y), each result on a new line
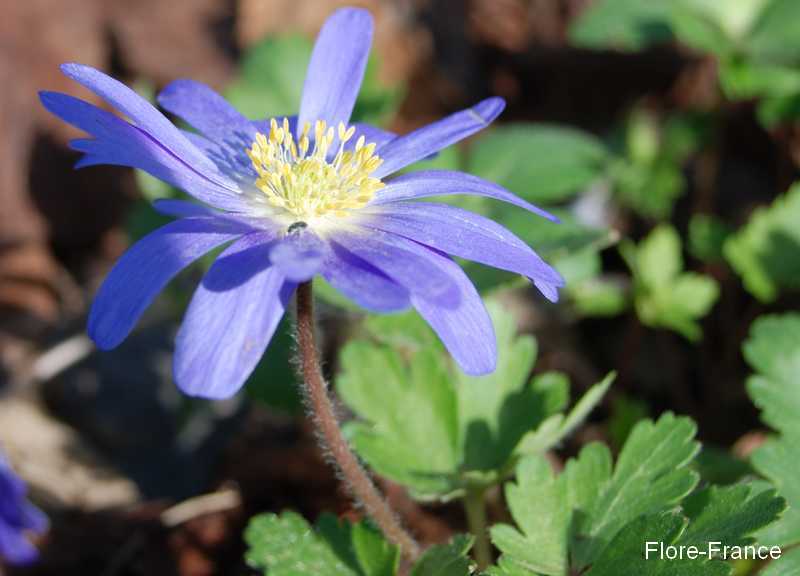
top-left (569, 0), bottom-right (675, 51)
top-left (569, 0), bottom-right (800, 125)
top-left (491, 414), bottom-right (784, 575)
top-left (611, 110), bottom-right (707, 220)
top-left (245, 513), bottom-right (475, 576)
top-left (724, 184), bottom-right (800, 302)
top-left (336, 299), bottom-right (612, 501)
top-left (622, 225), bottom-right (719, 340)
top-left (468, 125), bottom-right (609, 205)
top-left (244, 512), bottom-right (399, 576)
top-left (689, 214), bottom-right (733, 263)
top-left (744, 314), bottom-right (800, 565)
top-left (410, 536), bottom-right (474, 576)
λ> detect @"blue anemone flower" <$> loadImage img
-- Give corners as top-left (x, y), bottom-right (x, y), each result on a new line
top-left (0, 453), bottom-right (47, 565)
top-left (40, 7), bottom-right (563, 398)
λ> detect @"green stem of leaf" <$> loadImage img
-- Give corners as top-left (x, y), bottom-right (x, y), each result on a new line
top-left (294, 281), bottom-right (421, 563)
top-left (464, 485), bottom-right (492, 569)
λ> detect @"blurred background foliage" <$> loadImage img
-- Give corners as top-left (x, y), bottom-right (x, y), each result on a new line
top-left (3, 0), bottom-right (800, 573)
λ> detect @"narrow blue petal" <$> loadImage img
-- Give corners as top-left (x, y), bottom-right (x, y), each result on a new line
top-left (411, 250), bottom-right (496, 375)
top-left (174, 234), bottom-right (295, 399)
top-left (59, 63), bottom-right (236, 191)
top-left (298, 8), bottom-right (373, 130)
top-left (351, 123), bottom-right (396, 148)
top-left (39, 91), bottom-right (251, 212)
top-left (152, 199), bottom-right (220, 218)
top-left (269, 227), bottom-right (325, 282)
top-left (359, 202), bottom-right (564, 295)
top-left (321, 242), bottom-right (410, 312)
top-left (534, 279), bottom-right (561, 303)
top-left (0, 523), bottom-right (40, 566)
top-left (88, 217), bottom-right (253, 349)
top-left (371, 169), bottom-right (558, 222)
top-left (373, 98), bottom-right (505, 178)
top-left (157, 79), bottom-right (258, 144)
top-left (331, 227), bottom-right (459, 306)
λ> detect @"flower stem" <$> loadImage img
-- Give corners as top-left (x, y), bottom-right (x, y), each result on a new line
top-left (464, 486), bottom-right (492, 569)
top-left (294, 281), bottom-right (422, 563)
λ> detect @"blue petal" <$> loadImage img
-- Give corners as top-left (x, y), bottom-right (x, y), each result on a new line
top-left (88, 217), bottom-right (255, 349)
top-left (298, 8), bottom-right (373, 130)
top-left (59, 64), bottom-right (235, 191)
top-left (330, 227), bottom-right (459, 306)
top-left (411, 250), bottom-right (496, 375)
top-left (371, 169), bottom-right (558, 222)
top-left (174, 234), bottom-right (295, 399)
top-left (152, 199), bottom-right (220, 218)
top-left (0, 523), bottom-right (40, 566)
top-left (269, 227), bottom-right (325, 282)
top-left (350, 123), bottom-right (396, 148)
top-left (157, 79), bottom-right (258, 144)
top-left (321, 242), bottom-right (410, 312)
top-left (373, 98), bottom-right (505, 178)
top-left (39, 91), bottom-right (250, 212)
top-left (359, 202), bottom-right (564, 299)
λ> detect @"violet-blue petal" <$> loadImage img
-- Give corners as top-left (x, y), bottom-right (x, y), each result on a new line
top-left (0, 455), bottom-right (46, 566)
top-left (298, 8), bottom-right (373, 130)
top-left (331, 227), bottom-right (460, 307)
top-left (373, 98), bottom-right (505, 178)
top-left (359, 202), bottom-right (564, 293)
top-left (89, 217), bottom-right (255, 349)
top-left (321, 243), bottom-right (410, 312)
top-left (157, 79), bottom-right (258, 144)
top-left (152, 199), bottom-right (220, 219)
top-left (370, 169), bottom-right (558, 222)
top-left (0, 524), bottom-right (40, 566)
top-left (269, 228), bottom-right (325, 282)
top-left (59, 63), bottom-right (237, 191)
top-left (351, 123), bottom-right (396, 149)
top-left (411, 250), bottom-right (496, 375)
top-left (39, 91), bottom-right (251, 212)
top-left (174, 234), bottom-right (295, 399)
top-left (534, 279), bottom-right (561, 303)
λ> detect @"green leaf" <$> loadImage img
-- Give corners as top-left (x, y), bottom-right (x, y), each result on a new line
top-left (746, 0), bottom-right (800, 63)
top-left (744, 314), bottom-right (800, 548)
top-left (339, 300), bottom-right (610, 500)
top-left (491, 444), bottom-right (611, 575)
top-left (226, 35), bottom-right (312, 118)
top-left (457, 304), bottom-right (566, 472)
top-left (244, 512), bottom-right (399, 576)
top-left (467, 125), bottom-right (609, 204)
top-left (515, 372), bottom-right (615, 456)
top-left (625, 225), bottom-right (719, 340)
top-left (688, 214), bottom-right (733, 263)
top-left (585, 511), bottom-right (726, 576)
top-left (573, 413), bottom-right (700, 567)
top-left (410, 535), bottom-right (473, 576)
top-left (761, 546), bottom-right (800, 576)
top-left (569, 0), bottom-right (675, 51)
top-left (680, 0), bottom-right (769, 42)
top-left (338, 341), bottom-right (461, 499)
top-left (743, 314), bottom-right (800, 437)
top-left (724, 183), bottom-right (800, 302)
top-left (586, 483), bottom-right (785, 576)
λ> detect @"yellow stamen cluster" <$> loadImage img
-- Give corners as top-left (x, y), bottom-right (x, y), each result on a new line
top-left (246, 118), bottom-right (385, 220)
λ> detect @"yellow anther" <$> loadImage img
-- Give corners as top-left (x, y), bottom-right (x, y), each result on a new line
top-left (247, 118), bottom-right (385, 220)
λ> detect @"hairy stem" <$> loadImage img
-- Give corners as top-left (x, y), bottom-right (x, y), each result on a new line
top-left (464, 486), bottom-right (492, 569)
top-left (295, 281), bottom-right (421, 563)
